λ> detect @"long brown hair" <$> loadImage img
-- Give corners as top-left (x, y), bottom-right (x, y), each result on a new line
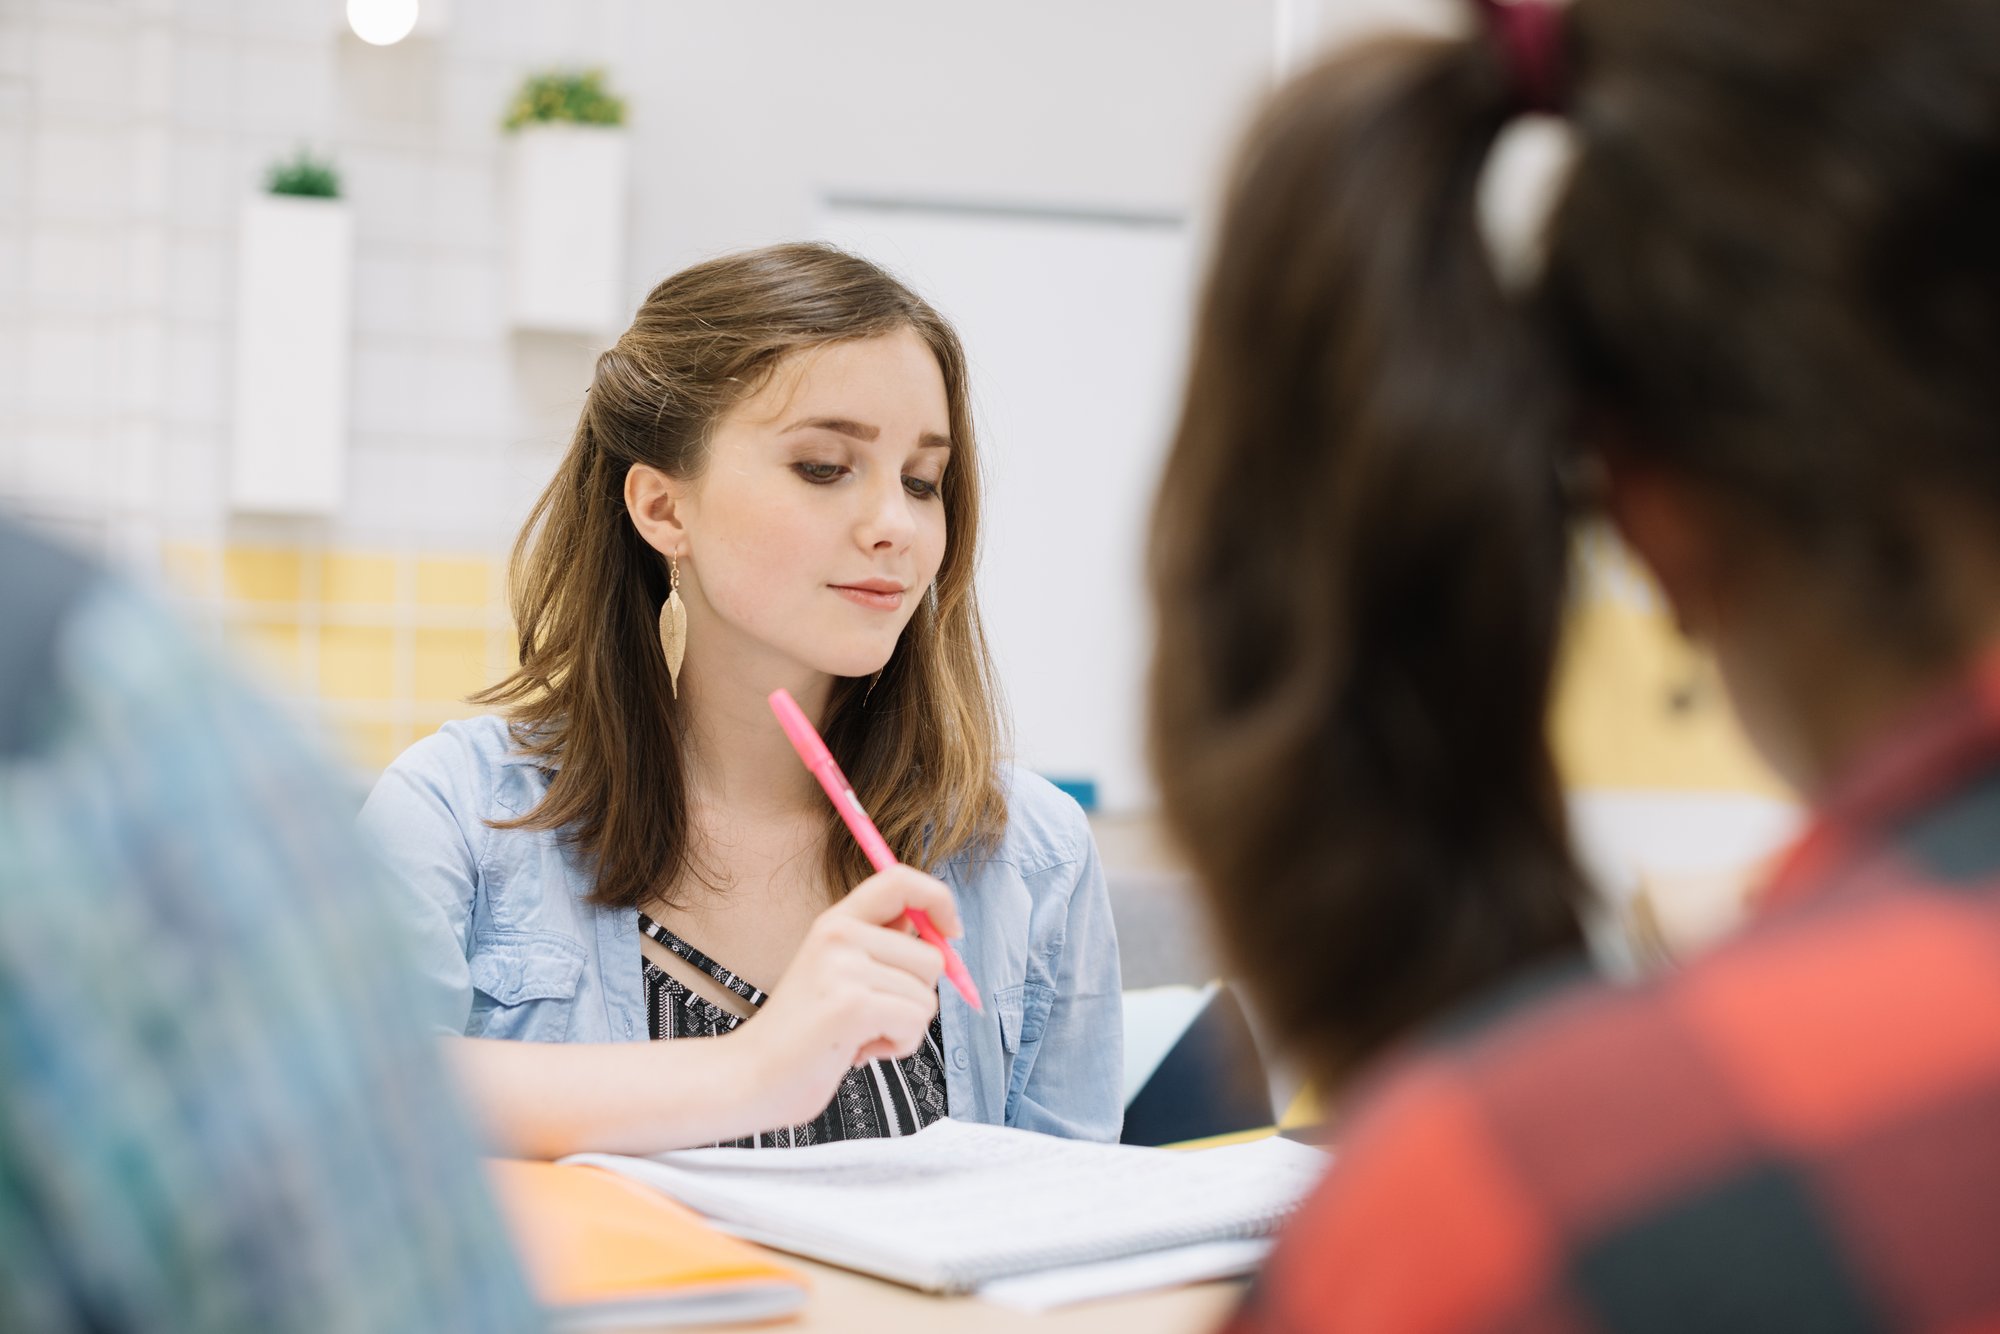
top-left (1153, 0), bottom-right (2000, 1089)
top-left (475, 242), bottom-right (1007, 909)
top-left (1151, 32), bottom-right (1591, 1087)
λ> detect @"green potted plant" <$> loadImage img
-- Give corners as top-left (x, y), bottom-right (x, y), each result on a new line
top-left (502, 70), bottom-right (631, 334)
top-left (501, 70), bottom-right (627, 132)
top-left (264, 147), bottom-right (343, 199)
top-left (230, 146), bottom-right (354, 515)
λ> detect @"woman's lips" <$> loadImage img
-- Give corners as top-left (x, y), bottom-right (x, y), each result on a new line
top-left (831, 584), bottom-right (906, 610)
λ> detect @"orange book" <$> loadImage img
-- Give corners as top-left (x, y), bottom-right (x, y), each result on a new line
top-left (488, 1159), bottom-right (808, 1328)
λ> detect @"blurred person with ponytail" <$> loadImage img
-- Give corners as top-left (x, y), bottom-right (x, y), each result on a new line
top-left (361, 242), bottom-right (1121, 1157)
top-left (1152, 0), bottom-right (2000, 1327)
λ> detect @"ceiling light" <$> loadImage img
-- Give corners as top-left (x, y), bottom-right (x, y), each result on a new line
top-left (346, 0), bottom-right (419, 46)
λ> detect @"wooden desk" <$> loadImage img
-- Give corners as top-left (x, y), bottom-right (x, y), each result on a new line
top-left (673, 1257), bottom-right (1244, 1332)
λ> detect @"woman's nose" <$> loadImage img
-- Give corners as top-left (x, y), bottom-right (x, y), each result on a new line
top-left (856, 474), bottom-right (916, 550)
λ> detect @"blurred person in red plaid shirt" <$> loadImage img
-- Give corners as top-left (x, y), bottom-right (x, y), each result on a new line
top-left (1150, 0), bottom-right (2000, 1329)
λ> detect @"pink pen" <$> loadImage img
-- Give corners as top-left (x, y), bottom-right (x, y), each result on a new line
top-left (768, 688), bottom-right (983, 1012)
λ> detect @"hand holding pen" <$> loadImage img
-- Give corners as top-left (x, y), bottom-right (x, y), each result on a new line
top-left (769, 688), bottom-right (983, 1011)
top-left (732, 865), bottom-right (966, 1129)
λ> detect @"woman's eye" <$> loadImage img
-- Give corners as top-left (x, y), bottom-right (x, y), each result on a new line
top-left (793, 462), bottom-right (845, 484)
top-left (903, 475), bottom-right (942, 499)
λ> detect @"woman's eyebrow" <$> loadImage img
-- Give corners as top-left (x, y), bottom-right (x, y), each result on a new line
top-left (783, 415), bottom-right (877, 441)
top-left (781, 416), bottom-right (953, 449)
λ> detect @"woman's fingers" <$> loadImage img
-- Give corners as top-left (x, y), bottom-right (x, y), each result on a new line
top-left (817, 957), bottom-right (939, 1028)
top-left (837, 865), bottom-right (964, 938)
top-left (753, 875), bottom-right (952, 1100)
top-left (791, 916), bottom-right (944, 1014)
top-left (853, 1034), bottom-right (927, 1065)
top-left (844, 920), bottom-right (946, 981)
top-left (852, 1038), bottom-right (899, 1064)
top-left (860, 957), bottom-right (944, 1013)
top-left (806, 909), bottom-right (942, 983)
top-left (843, 992), bottom-right (936, 1063)
top-left (742, 904), bottom-right (948, 1129)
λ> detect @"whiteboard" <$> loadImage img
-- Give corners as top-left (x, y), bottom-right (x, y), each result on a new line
top-left (817, 201), bottom-right (1196, 812)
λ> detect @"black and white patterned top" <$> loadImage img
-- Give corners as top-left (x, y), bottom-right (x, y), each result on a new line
top-left (638, 912), bottom-right (949, 1148)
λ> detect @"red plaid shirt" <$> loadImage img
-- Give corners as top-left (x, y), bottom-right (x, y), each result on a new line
top-left (1229, 655), bottom-right (2000, 1333)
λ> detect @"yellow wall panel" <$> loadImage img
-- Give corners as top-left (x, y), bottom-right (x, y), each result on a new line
top-left (173, 539), bottom-right (510, 777)
top-left (223, 546), bottom-right (303, 603)
top-left (487, 627), bottom-right (519, 681)
top-left (413, 627), bottom-right (491, 702)
top-left (318, 625), bottom-right (398, 701)
top-left (1553, 534), bottom-right (1784, 796)
top-left (416, 557), bottom-right (493, 607)
top-left (320, 552), bottom-right (399, 604)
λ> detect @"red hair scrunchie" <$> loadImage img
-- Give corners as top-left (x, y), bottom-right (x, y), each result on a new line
top-left (1472, 0), bottom-right (1568, 115)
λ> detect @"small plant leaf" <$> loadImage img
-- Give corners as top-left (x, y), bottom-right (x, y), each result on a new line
top-left (501, 68), bottom-right (627, 131)
top-left (265, 147), bottom-right (342, 199)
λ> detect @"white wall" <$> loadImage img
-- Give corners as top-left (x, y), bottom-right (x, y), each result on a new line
top-left (620, 3), bottom-right (1277, 266)
top-left (0, 0), bottom-right (1284, 567)
top-left (821, 202), bottom-right (1197, 811)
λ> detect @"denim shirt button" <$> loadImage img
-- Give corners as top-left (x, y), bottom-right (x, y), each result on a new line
top-left (951, 1046), bottom-right (969, 1071)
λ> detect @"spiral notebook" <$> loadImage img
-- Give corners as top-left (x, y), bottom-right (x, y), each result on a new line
top-left (565, 1118), bottom-right (1327, 1296)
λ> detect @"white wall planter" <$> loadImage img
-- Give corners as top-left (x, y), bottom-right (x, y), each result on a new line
top-left (507, 123), bottom-right (630, 335)
top-left (228, 194), bottom-right (354, 515)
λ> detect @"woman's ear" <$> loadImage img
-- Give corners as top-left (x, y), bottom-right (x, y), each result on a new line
top-left (624, 463), bottom-right (687, 557)
top-left (1601, 455), bottom-right (1724, 643)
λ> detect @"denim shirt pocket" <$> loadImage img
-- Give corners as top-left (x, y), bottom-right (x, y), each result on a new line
top-left (994, 981), bottom-right (1070, 1124)
top-left (467, 930), bottom-right (587, 1042)
top-left (990, 983), bottom-right (1026, 1060)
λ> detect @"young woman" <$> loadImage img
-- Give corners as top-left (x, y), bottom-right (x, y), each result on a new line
top-left (1152, 0), bottom-right (2000, 1327)
top-left (361, 243), bottom-right (1121, 1158)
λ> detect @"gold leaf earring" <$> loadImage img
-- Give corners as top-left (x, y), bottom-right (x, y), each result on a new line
top-left (658, 553), bottom-right (687, 699)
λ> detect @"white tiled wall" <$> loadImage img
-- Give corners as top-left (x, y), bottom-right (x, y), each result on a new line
top-left (3, 0), bottom-right (1291, 565)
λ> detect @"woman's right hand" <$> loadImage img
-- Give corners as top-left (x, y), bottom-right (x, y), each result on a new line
top-left (727, 865), bottom-right (964, 1133)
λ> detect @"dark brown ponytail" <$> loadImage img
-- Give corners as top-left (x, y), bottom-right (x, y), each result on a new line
top-left (1150, 31), bottom-right (1587, 1089)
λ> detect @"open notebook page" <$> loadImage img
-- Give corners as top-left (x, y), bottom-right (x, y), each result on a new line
top-left (567, 1118), bottom-right (1328, 1294)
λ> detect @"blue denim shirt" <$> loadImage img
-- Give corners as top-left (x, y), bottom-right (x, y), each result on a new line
top-left (358, 716), bottom-right (1123, 1142)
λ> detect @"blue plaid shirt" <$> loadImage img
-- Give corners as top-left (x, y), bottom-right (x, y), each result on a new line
top-left (0, 523), bottom-right (539, 1333)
